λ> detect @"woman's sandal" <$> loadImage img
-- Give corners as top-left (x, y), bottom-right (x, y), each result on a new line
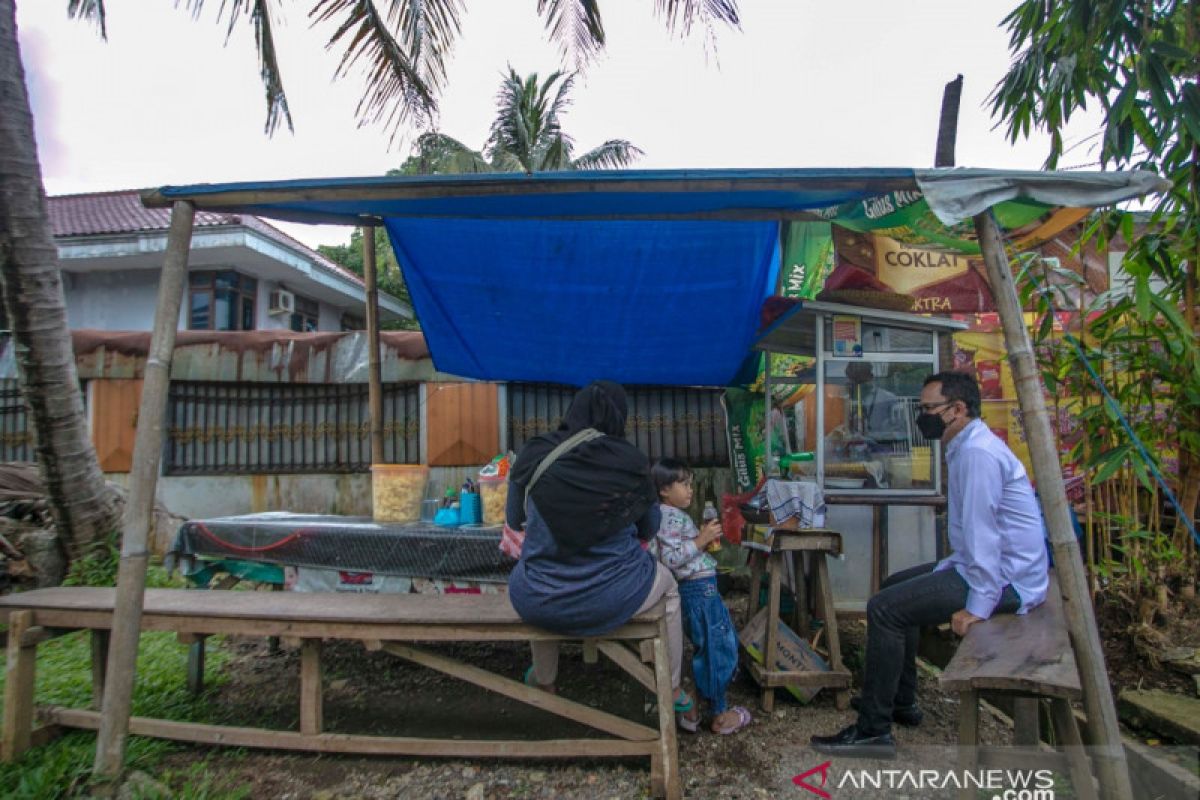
top-left (674, 691), bottom-right (700, 733)
top-left (711, 705), bottom-right (753, 735)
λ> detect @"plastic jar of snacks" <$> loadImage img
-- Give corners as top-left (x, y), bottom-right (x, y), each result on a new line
top-left (479, 475), bottom-right (509, 525)
top-left (371, 464), bottom-right (430, 522)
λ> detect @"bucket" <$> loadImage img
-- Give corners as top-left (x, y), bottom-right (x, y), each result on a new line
top-left (371, 464), bottom-right (429, 522)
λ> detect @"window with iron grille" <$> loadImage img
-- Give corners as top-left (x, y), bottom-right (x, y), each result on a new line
top-left (0, 379), bottom-right (36, 462)
top-left (165, 381), bottom-right (420, 475)
top-left (507, 383), bottom-right (729, 468)
top-left (289, 295), bottom-right (320, 332)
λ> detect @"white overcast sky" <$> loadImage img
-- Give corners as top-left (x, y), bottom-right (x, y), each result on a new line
top-left (17, 1), bottom-right (1103, 249)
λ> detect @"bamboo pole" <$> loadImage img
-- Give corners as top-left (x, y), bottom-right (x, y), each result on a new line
top-left (362, 222), bottom-right (385, 465)
top-left (92, 200), bottom-right (195, 781)
top-left (973, 210), bottom-right (1133, 799)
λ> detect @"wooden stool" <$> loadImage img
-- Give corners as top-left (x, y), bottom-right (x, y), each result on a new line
top-left (743, 528), bottom-right (851, 712)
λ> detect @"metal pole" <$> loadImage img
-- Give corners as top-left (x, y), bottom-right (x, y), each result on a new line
top-left (93, 200), bottom-right (194, 781)
top-left (973, 210), bottom-right (1132, 799)
top-left (362, 222), bottom-right (385, 465)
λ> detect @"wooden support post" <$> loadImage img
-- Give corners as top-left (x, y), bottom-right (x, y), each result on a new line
top-left (650, 618), bottom-right (681, 800)
top-left (300, 639), bottom-right (323, 736)
top-left (814, 553), bottom-right (849, 710)
top-left (94, 200), bottom-right (195, 781)
top-left (1012, 697), bottom-right (1040, 746)
top-left (973, 210), bottom-right (1133, 800)
top-left (745, 548), bottom-right (764, 626)
top-left (90, 630), bottom-right (109, 710)
top-left (956, 690), bottom-right (979, 800)
top-left (935, 74), bottom-right (964, 167)
top-left (582, 639), bottom-right (599, 664)
top-left (761, 550), bottom-right (782, 712)
top-left (1, 610), bottom-right (37, 762)
top-left (362, 222), bottom-right (385, 466)
top-left (1050, 697), bottom-right (1098, 800)
top-left (186, 637), bottom-right (207, 696)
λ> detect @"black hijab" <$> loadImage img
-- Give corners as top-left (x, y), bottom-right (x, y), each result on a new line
top-left (510, 380), bottom-right (656, 549)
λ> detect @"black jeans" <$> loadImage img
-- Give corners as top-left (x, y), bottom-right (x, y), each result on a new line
top-left (856, 562), bottom-right (1020, 735)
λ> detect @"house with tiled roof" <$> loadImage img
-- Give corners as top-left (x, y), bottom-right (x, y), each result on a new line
top-left (48, 191), bottom-right (411, 332)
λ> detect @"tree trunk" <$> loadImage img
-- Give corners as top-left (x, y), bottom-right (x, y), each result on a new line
top-left (0, 0), bottom-right (120, 563)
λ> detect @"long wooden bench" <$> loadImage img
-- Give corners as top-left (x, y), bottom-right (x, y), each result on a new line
top-left (1, 587), bottom-right (682, 799)
top-left (940, 575), bottom-right (1096, 800)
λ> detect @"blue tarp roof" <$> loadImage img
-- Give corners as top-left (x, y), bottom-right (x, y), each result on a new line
top-left (147, 168), bottom-right (1166, 386)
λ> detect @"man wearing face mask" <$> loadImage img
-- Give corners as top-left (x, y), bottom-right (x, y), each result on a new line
top-left (812, 371), bottom-right (1049, 759)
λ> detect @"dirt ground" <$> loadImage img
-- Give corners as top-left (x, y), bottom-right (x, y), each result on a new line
top-left (156, 595), bottom-right (1020, 800)
top-left (1094, 587), bottom-right (1200, 698)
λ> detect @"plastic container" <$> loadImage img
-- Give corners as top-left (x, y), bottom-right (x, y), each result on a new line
top-left (459, 491), bottom-right (482, 525)
top-left (479, 475), bottom-right (509, 525)
top-left (371, 464), bottom-right (429, 522)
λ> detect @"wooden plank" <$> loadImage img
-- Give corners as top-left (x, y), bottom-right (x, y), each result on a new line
top-left (940, 580), bottom-right (1081, 699)
top-left (426, 382), bottom-right (499, 467)
top-left (300, 640), bottom-right (323, 736)
top-left (4, 610), bottom-right (658, 644)
top-left (771, 533), bottom-right (842, 555)
top-left (43, 707), bottom-right (658, 758)
top-left (744, 663), bottom-right (852, 688)
top-left (0, 587), bottom-right (662, 630)
top-left (1012, 698), bottom-right (1040, 746)
top-left (1, 610), bottom-right (36, 762)
top-left (761, 551), bottom-right (783, 713)
top-left (650, 622), bottom-right (681, 800)
top-left (186, 639), bottom-right (206, 696)
top-left (596, 641), bottom-right (658, 694)
top-left (957, 690), bottom-right (979, 800)
top-left (814, 553), bottom-right (850, 710)
top-left (91, 630), bottom-right (109, 710)
top-left (379, 642), bottom-right (656, 742)
top-left (582, 640), bottom-right (599, 665)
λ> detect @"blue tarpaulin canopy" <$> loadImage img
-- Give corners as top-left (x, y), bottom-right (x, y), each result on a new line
top-left (146, 168), bottom-right (1166, 386)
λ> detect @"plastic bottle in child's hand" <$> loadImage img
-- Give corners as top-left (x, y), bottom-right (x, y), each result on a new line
top-left (702, 501), bottom-right (722, 553)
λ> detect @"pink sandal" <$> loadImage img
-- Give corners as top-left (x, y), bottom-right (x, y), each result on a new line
top-left (711, 705), bottom-right (752, 735)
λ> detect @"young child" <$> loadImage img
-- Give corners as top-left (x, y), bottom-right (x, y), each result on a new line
top-left (652, 458), bottom-right (752, 735)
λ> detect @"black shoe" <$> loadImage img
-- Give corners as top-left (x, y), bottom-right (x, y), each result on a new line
top-left (810, 724), bottom-right (896, 759)
top-left (849, 695), bottom-right (924, 727)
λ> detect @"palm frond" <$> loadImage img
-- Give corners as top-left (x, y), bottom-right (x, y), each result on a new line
top-left (570, 139), bottom-right (644, 170)
top-left (389, 0), bottom-right (465, 96)
top-left (406, 131), bottom-right (491, 174)
top-left (535, 0), bottom-right (604, 68)
top-left (311, 0), bottom-right (439, 141)
top-left (538, 135), bottom-right (573, 172)
top-left (66, 0), bottom-right (107, 39)
top-left (171, 1), bottom-right (294, 134)
top-left (653, 0), bottom-right (740, 36)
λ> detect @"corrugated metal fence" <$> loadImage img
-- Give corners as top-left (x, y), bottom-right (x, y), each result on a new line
top-left (165, 381), bottom-right (421, 474)
top-left (507, 383), bottom-right (729, 467)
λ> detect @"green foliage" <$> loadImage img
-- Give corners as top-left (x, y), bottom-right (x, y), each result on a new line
top-left (317, 228), bottom-right (419, 331)
top-left (0, 631), bottom-right (234, 799)
top-left (63, 536), bottom-right (186, 589)
top-left (995, 0), bottom-right (1200, 584)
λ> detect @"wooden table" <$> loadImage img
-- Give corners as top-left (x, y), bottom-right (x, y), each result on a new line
top-left (743, 529), bottom-right (852, 712)
top-left (823, 494), bottom-right (947, 594)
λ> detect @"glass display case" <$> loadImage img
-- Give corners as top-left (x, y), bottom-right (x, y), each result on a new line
top-left (754, 300), bottom-right (966, 496)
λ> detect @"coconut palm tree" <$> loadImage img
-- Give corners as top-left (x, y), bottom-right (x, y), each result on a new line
top-left (0, 0), bottom-right (120, 568)
top-left (400, 68), bottom-right (644, 175)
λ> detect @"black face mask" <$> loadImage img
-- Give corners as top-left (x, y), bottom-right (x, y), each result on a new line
top-left (916, 412), bottom-right (947, 440)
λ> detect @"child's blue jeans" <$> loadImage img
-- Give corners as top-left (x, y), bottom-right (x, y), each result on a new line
top-left (678, 575), bottom-right (738, 714)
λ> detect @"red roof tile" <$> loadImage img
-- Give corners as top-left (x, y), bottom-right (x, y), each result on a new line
top-left (48, 190), bottom-right (366, 289)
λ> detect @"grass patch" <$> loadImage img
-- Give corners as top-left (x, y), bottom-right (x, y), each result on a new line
top-left (0, 629), bottom-right (241, 799)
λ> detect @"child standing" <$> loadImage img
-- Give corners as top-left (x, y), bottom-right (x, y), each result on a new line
top-left (652, 458), bottom-right (752, 735)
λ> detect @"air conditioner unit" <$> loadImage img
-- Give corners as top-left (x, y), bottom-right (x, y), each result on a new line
top-left (268, 289), bottom-right (295, 316)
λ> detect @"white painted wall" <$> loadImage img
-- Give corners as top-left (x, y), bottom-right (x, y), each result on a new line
top-left (63, 270), bottom-right (160, 330)
top-left (63, 270), bottom-right (354, 332)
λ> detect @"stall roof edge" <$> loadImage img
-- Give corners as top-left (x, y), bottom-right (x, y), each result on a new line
top-left (754, 300), bottom-right (968, 357)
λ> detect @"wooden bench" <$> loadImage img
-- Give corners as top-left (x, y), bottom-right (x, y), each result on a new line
top-left (940, 576), bottom-right (1096, 800)
top-left (1, 587), bottom-right (682, 800)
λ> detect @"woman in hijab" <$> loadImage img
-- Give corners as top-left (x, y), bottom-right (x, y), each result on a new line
top-left (506, 380), bottom-right (699, 730)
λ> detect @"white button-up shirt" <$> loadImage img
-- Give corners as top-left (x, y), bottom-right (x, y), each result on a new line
top-left (936, 418), bottom-right (1049, 618)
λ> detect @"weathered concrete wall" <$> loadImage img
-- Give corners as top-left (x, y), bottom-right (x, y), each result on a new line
top-left (63, 270), bottom-right (161, 330)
